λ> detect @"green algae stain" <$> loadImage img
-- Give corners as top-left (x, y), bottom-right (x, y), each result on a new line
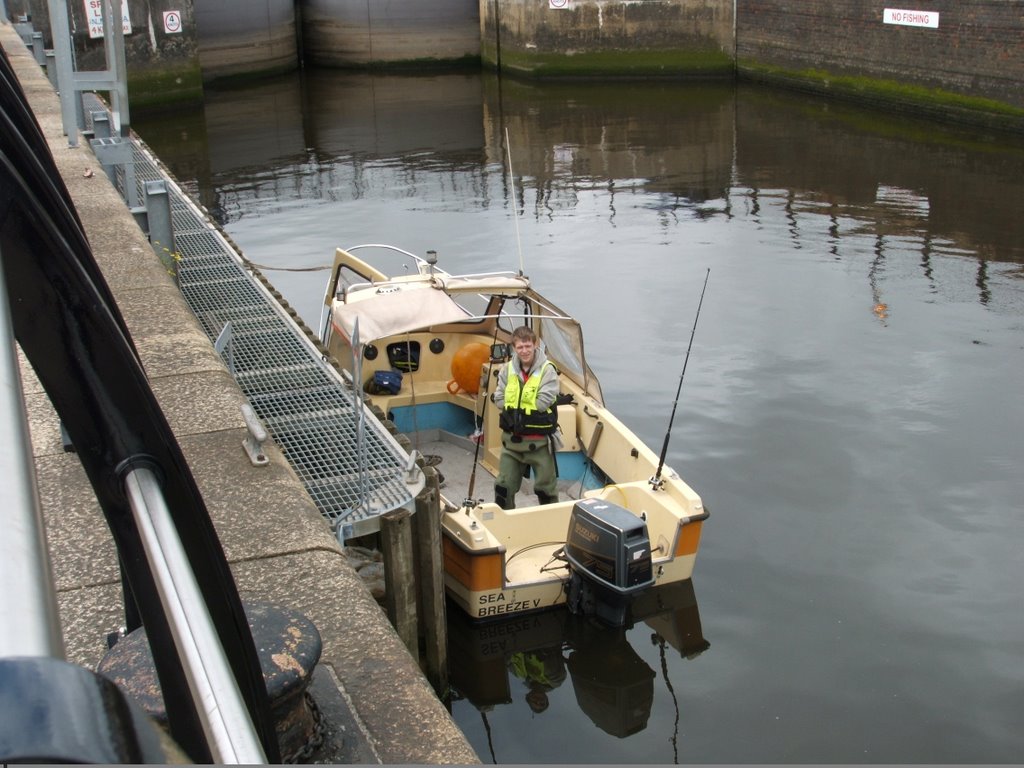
top-left (497, 48), bottom-right (735, 79)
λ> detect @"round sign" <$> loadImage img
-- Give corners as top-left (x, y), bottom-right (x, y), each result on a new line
top-left (163, 11), bottom-right (182, 34)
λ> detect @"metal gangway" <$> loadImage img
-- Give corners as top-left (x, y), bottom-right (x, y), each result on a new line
top-left (8, 1), bottom-right (422, 538)
top-left (88, 112), bottom-right (424, 541)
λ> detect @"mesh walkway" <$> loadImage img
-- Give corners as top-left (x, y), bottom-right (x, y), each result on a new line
top-left (94, 119), bottom-right (421, 540)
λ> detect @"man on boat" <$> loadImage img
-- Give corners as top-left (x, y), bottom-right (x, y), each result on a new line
top-left (493, 326), bottom-right (560, 509)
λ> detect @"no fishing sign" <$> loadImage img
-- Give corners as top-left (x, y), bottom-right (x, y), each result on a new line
top-left (883, 8), bottom-right (939, 28)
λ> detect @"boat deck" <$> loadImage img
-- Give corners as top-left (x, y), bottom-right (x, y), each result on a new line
top-left (504, 543), bottom-right (569, 585)
top-left (408, 429), bottom-right (582, 514)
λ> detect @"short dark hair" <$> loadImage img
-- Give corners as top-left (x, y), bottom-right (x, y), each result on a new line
top-left (511, 326), bottom-right (536, 344)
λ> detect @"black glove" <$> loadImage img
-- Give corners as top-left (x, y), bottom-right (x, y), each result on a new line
top-left (554, 392), bottom-right (575, 406)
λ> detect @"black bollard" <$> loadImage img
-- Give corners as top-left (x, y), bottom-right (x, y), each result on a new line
top-left (97, 600), bottom-right (324, 762)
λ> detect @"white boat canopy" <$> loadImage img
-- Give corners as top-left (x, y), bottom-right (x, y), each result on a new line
top-left (332, 274), bottom-right (531, 344)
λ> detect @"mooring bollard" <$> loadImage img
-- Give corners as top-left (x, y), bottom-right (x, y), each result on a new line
top-left (96, 600), bottom-right (325, 762)
top-left (381, 507), bottom-right (419, 664)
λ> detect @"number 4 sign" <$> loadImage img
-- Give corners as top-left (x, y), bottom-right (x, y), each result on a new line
top-left (163, 11), bottom-right (183, 34)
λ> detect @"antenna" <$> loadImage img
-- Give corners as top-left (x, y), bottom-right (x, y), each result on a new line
top-left (504, 127), bottom-right (525, 275)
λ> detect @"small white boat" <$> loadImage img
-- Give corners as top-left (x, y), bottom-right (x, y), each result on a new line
top-left (320, 245), bottom-right (707, 624)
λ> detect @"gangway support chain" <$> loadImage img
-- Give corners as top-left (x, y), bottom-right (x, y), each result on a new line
top-left (0, 43), bottom-right (278, 763)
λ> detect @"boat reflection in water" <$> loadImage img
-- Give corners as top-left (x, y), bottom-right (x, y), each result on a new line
top-left (448, 580), bottom-right (709, 756)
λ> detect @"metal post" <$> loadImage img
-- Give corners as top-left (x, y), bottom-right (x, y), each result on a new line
top-left (91, 110), bottom-right (111, 139)
top-left (46, 0), bottom-right (81, 146)
top-left (101, 0), bottom-right (130, 136)
top-left (0, 251), bottom-right (66, 661)
top-left (15, 17), bottom-right (32, 45)
top-left (90, 136), bottom-right (125, 185)
top-left (30, 30), bottom-right (44, 65)
top-left (214, 322), bottom-right (234, 374)
top-left (46, 0), bottom-right (132, 146)
top-left (44, 50), bottom-right (57, 89)
top-left (122, 467), bottom-right (267, 764)
top-left (144, 179), bottom-right (174, 256)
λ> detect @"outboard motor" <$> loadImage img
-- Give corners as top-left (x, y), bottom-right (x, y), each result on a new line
top-left (564, 499), bottom-right (655, 626)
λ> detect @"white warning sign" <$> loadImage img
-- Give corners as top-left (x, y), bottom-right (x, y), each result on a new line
top-left (84, 0), bottom-right (132, 39)
top-left (163, 10), bottom-right (182, 34)
top-left (883, 8), bottom-right (939, 28)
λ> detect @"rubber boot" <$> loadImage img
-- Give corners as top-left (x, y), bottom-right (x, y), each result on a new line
top-left (536, 491), bottom-right (558, 506)
top-left (495, 484), bottom-right (514, 510)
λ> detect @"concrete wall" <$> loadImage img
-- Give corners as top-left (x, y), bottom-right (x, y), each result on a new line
top-left (736, 0), bottom-right (1024, 128)
top-left (194, 0), bottom-right (297, 83)
top-left (480, 0), bottom-right (735, 78)
top-left (302, 0), bottom-right (479, 68)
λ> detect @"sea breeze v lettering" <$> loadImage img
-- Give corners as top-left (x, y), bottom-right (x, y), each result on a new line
top-left (883, 8), bottom-right (940, 29)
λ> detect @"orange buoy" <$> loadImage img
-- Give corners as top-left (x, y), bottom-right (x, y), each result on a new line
top-left (450, 342), bottom-right (490, 394)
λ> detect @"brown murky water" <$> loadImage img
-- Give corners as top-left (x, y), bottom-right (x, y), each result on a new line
top-left (135, 70), bottom-right (1024, 763)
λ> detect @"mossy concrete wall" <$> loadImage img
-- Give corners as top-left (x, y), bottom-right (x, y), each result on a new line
top-left (480, 0), bottom-right (735, 78)
top-left (301, 0), bottom-right (479, 68)
top-left (736, 0), bottom-right (1024, 131)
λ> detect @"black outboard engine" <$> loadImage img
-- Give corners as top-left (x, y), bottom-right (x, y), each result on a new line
top-left (564, 499), bottom-right (655, 626)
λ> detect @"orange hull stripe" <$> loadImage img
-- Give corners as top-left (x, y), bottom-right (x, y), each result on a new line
top-left (675, 520), bottom-right (703, 557)
top-left (443, 538), bottom-right (504, 590)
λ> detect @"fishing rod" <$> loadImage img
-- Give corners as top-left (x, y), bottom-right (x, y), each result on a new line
top-left (651, 268), bottom-right (710, 490)
top-left (463, 327), bottom-right (505, 511)
top-left (504, 127), bottom-right (525, 276)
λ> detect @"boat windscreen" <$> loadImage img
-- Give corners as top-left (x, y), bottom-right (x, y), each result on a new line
top-left (538, 315), bottom-right (603, 404)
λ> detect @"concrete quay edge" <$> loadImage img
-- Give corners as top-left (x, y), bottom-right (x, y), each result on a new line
top-left (1, 19), bottom-right (478, 765)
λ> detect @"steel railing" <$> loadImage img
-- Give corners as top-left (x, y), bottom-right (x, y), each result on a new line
top-left (0, 41), bottom-right (278, 763)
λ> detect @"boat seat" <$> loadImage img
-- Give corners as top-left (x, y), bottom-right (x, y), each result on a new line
top-left (555, 403), bottom-right (580, 451)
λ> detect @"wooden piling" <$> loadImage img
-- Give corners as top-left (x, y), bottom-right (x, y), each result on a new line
top-left (381, 508), bottom-right (419, 664)
top-left (414, 466), bottom-right (448, 696)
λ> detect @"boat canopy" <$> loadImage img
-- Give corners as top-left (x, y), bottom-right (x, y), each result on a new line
top-left (332, 283), bottom-right (471, 343)
top-left (328, 255), bottom-right (603, 403)
top-left (333, 274), bottom-right (530, 344)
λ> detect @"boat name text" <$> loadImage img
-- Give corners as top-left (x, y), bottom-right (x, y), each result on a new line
top-left (476, 592), bottom-right (543, 617)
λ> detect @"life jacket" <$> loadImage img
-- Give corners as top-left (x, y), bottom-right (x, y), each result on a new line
top-left (501, 360), bottom-right (557, 435)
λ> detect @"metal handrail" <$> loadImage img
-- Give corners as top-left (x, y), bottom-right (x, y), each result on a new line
top-left (0, 264), bottom-right (64, 661)
top-left (1, 38), bottom-right (277, 762)
top-left (124, 468), bottom-right (266, 764)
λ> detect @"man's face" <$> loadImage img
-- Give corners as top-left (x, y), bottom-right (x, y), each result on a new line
top-left (514, 338), bottom-right (536, 368)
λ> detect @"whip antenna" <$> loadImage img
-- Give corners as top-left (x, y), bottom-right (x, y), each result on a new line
top-left (505, 127), bottom-right (525, 275)
top-left (651, 268), bottom-right (710, 489)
